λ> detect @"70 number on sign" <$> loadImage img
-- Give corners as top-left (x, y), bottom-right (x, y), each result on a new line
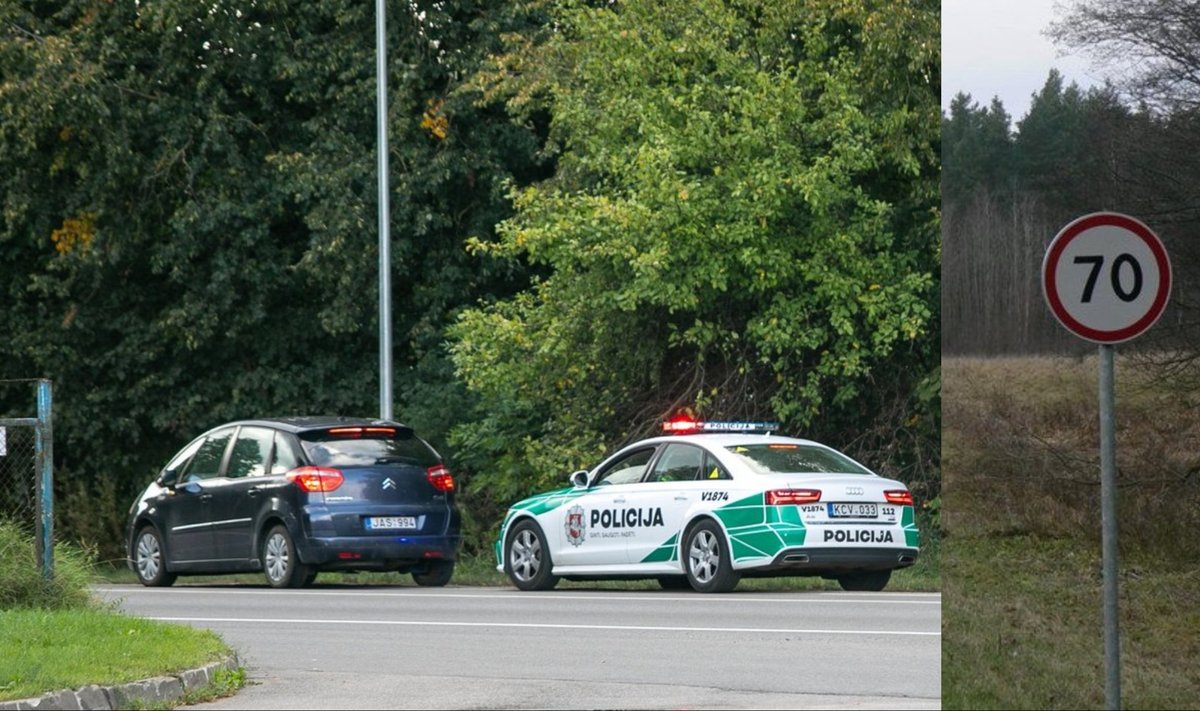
top-left (1072, 254), bottom-right (1142, 304)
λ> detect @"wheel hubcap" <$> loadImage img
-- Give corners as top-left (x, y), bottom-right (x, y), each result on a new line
top-left (266, 533), bottom-right (290, 582)
top-left (136, 533), bottom-right (161, 581)
top-left (510, 529), bottom-right (541, 582)
top-left (688, 530), bottom-right (718, 584)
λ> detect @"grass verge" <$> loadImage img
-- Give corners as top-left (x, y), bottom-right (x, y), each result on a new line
top-left (0, 520), bottom-right (242, 705)
top-left (943, 534), bottom-right (1200, 709)
top-left (943, 354), bottom-right (1200, 709)
top-left (0, 608), bottom-right (230, 701)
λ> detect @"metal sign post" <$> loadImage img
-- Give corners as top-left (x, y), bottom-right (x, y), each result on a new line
top-left (1097, 344), bottom-right (1118, 709)
top-left (376, 0), bottom-right (393, 421)
top-left (1043, 212), bottom-right (1172, 711)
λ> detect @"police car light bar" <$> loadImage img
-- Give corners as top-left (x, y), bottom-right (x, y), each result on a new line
top-left (662, 418), bottom-right (780, 434)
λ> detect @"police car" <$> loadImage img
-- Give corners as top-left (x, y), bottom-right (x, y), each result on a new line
top-left (495, 419), bottom-right (919, 593)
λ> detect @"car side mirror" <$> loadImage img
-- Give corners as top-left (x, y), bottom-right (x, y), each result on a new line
top-left (569, 470), bottom-right (589, 489)
top-left (158, 469), bottom-right (178, 488)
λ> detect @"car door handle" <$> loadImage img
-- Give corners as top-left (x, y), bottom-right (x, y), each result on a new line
top-left (674, 495), bottom-right (688, 501)
top-left (612, 497), bottom-right (626, 504)
top-left (200, 494), bottom-right (213, 503)
top-left (247, 488), bottom-right (261, 497)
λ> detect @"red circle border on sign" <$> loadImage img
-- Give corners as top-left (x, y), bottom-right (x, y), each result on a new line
top-left (1042, 212), bottom-right (1172, 344)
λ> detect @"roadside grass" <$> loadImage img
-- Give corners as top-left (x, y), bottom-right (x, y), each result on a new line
top-left (0, 608), bottom-right (230, 702)
top-left (0, 521), bottom-right (241, 705)
top-left (943, 354), bottom-right (1200, 709)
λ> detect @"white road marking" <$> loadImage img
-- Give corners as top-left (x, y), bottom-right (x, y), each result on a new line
top-left (149, 615), bottom-right (940, 636)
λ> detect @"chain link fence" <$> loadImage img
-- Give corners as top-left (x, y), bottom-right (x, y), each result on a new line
top-left (0, 379), bottom-right (54, 576)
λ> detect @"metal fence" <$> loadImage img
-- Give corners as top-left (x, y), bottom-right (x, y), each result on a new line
top-left (0, 379), bottom-right (54, 577)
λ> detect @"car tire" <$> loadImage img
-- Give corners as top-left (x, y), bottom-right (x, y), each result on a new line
top-left (656, 575), bottom-right (691, 590)
top-left (683, 519), bottom-right (741, 593)
top-left (412, 560), bottom-right (454, 587)
top-left (133, 526), bottom-right (177, 587)
top-left (262, 524), bottom-right (311, 588)
top-left (837, 569), bottom-right (892, 592)
top-left (505, 519), bottom-right (559, 591)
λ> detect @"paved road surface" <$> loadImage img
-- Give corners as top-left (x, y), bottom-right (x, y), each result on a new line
top-left (95, 584), bottom-right (940, 710)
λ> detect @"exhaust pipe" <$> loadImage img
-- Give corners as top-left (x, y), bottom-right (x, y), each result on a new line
top-left (898, 555), bottom-right (915, 564)
top-left (782, 553), bottom-right (809, 564)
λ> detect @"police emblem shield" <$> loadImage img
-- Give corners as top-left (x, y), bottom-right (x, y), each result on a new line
top-left (564, 504), bottom-right (586, 546)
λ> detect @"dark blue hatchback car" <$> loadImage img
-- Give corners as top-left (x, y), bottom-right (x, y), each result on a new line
top-left (126, 416), bottom-right (461, 588)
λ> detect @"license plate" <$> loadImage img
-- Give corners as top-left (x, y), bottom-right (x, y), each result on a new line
top-left (364, 516), bottom-right (417, 530)
top-left (827, 503), bottom-right (878, 518)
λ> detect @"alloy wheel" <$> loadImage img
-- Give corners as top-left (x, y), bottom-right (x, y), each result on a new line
top-left (136, 531), bottom-right (162, 582)
top-left (265, 531), bottom-right (291, 583)
top-left (688, 529), bottom-right (719, 584)
top-left (510, 528), bottom-right (541, 582)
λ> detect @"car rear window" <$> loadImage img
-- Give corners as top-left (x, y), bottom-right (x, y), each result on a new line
top-left (299, 427), bottom-right (440, 468)
top-left (725, 443), bottom-right (872, 476)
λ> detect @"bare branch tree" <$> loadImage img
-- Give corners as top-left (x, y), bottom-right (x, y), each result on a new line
top-left (1050, 0), bottom-right (1200, 112)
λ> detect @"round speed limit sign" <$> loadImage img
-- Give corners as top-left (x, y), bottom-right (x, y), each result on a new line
top-left (1043, 212), bottom-right (1172, 344)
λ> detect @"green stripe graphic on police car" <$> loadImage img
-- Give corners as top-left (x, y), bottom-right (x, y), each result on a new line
top-left (641, 533), bottom-right (680, 563)
top-left (902, 505), bottom-right (919, 547)
top-left (718, 493), bottom-right (808, 560)
top-left (637, 492), bottom-right (807, 564)
top-left (494, 487), bottom-right (590, 565)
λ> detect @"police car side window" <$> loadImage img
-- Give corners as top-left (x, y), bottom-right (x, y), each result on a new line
top-left (594, 448), bottom-right (656, 486)
top-left (703, 453), bottom-right (732, 481)
top-left (647, 444), bottom-right (703, 483)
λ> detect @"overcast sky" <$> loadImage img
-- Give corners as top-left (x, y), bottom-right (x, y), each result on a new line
top-left (942, 0), bottom-right (1101, 123)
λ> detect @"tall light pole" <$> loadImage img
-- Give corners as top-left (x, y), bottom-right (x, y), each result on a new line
top-left (375, 0), bottom-right (393, 421)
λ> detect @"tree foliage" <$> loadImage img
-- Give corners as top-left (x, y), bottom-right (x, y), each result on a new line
top-left (450, 0), bottom-right (940, 505)
top-left (0, 0), bottom-right (941, 556)
top-left (0, 0), bottom-right (547, 553)
top-left (1051, 0), bottom-right (1200, 112)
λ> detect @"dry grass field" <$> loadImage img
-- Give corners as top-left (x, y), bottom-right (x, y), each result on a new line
top-left (942, 354), bottom-right (1200, 709)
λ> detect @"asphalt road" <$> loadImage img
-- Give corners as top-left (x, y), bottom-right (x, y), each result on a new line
top-left (94, 583), bottom-right (941, 710)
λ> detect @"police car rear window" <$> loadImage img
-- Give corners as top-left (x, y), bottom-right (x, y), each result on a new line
top-left (299, 428), bottom-right (439, 468)
top-left (726, 444), bottom-right (872, 476)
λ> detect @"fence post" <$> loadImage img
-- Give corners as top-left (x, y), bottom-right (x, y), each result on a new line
top-left (35, 379), bottom-right (53, 579)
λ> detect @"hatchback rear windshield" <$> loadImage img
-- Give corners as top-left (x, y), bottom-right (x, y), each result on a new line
top-left (299, 428), bottom-right (439, 468)
top-left (725, 443), bottom-right (872, 476)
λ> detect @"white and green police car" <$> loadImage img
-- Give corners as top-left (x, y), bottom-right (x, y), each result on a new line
top-left (495, 419), bottom-right (919, 593)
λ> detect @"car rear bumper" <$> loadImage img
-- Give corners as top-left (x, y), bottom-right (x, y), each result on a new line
top-left (745, 546), bottom-right (919, 575)
top-left (297, 534), bottom-right (461, 570)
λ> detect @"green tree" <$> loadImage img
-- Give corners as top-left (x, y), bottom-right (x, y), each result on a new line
top-left (0, 0), bottom-right (545, 553)
top-left (450, 0), bottom-right (940, 510)
top-left (941, 92), bottom-right (1014, 203)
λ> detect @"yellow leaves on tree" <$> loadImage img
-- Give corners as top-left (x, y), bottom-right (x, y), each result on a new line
top-left (420, 98), bottom-right (449, 140)
top-left (50, 213), bottom-right (96, 255)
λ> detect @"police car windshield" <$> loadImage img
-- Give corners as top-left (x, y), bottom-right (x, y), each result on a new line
top-left (726, 443), bottom-right (872, 476)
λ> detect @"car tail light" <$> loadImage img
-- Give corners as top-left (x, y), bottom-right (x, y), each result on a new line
top-left (426, 464), bottom-right (455, 492)
top-left (326, 426), bottom-right (396, 438)
top-left (884, 490), bottom-right (914, 506)
top-left (766, 489), bottom-right (822, 505)
top-left (287, 466), bottom-right (345, 492)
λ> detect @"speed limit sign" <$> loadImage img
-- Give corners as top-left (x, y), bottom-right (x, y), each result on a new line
top-left (1042, 212), bottom-right (1172, 344)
